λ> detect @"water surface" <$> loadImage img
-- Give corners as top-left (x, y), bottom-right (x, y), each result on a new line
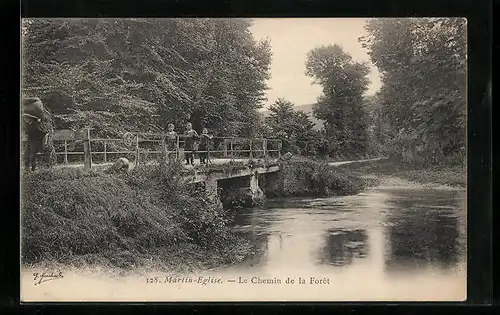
top-left (21, 185), bottom-right (466, 302)
top-left (218, 186), bottom-right (467, 301)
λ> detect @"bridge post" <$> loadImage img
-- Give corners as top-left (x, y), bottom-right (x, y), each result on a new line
top-left (161, 134), bottom-right (167, 162)
top-left (261, 168), bottom-right (284, 197)
top-left (135, 134), bottom-right (140, 166)
top-left (230, 138), bottom-right (234, 161)
top-left (63, 140), bottom-right (68, 164)
top-left (263, 139), bottom-right (268, 165)
top-left (83, 128), bottom-right (92, 170)
top-left (103, 139), bottom-right (107, 163)
top-left (250, 171), bottom-right (265, 205)
top-left (249, 139), bottom-right (253, 159)
top-left (205, 179), bottom-right (218, 195)
top-left (204, 179), bottom-right (223, 209)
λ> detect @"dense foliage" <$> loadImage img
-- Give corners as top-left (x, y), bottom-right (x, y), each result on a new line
top-left (363, 94), bottom-right (389, 156)
top-left (269, 158), bottom-right (369, 197)
top-left (305, 45), bottom-right (371, 158)
top-left (20, 18), bottom-right (468, 272)
top-left (21, 161), bottom-right (252, 268)
top-left (261, 98), bottom-right (329, 157)
top-left (22, 18), bottom-right (272, 138)
top-left (22, 17), bottom-right (466, 165)
top-left (360, 18), bottom-right (466, 166)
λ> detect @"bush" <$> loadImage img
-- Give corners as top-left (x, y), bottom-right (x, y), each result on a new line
top-left (277, 159), bottom-right (366, 197)
top-left (21, 160), bottom-right (243, 269)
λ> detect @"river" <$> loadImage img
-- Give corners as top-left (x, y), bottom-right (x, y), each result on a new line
top-left (20, 179), bottom-right (466, 302)
top-left (217, 184), bottom-right (467, 301)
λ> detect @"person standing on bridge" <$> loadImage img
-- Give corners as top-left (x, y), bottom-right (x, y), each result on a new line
top-left (183, 122), bottom-right (199, 166)
top-left (198, 128), bottom-right (213, 165)
top-left (165, 123), bottom-right (178, 160)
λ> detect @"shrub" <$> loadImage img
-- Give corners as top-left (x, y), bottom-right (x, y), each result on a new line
top-left (21, 160), bottom-right (241, 268)
top-left (278, 159), bottom-right (366, 197)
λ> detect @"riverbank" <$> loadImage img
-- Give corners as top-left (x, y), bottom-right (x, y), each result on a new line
top-left (337, 158), bottom-right (466, 189)
top-left (21, 167), bottom-right (467, 302)
top-left (21, 162), bottom-right (257, 273)
top-left (267, 157), bottom-right (375, 197)
top-left (21, 157), bottom-right (371, 272)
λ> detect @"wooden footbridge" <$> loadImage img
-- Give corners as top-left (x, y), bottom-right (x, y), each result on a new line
top-left (49, 128), bottom-right (282, 168)
top-left (45, 128), bottom-right (285, 205)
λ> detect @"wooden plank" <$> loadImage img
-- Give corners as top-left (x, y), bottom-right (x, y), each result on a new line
top-left (230, 138), bottom-right (234, 161)
top-left (176, 136), bottom-right (180, 159)
top-left (83, 129), bottom-right (92, 170)
top-left (91, 138), bottom-right (123, 141)
top-left (64, 140), bottom-right (68, 164)
top-left (54, 152), bottom-right (84, 155)
top-left (263, 139), bottom-right (268, 164)
top-left (103, 140), bottom-right (107, 163)
top-left (135, 134), bottom-right (140, 166)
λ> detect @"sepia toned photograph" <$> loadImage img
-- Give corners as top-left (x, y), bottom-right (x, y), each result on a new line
top-left (20, 17), bottom-right (467, 302)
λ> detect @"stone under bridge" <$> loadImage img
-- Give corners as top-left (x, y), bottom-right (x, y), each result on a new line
top-left (189, 162), bottom-right (283, 207)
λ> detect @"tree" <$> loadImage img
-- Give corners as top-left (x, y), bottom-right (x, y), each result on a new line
top-left (363, 94), bottom-right (389, 155)
top-left (305, 45), bottom-right (371, 158)
top-left (360, 18), bottom-right (466, 165)
top-left (263, 98), bottom-right (320, 156)
top-left (21, 18), bottom-right (272, 138)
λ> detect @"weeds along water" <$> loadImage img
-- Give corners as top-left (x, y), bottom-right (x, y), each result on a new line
top-left (21, 161), bottom-right (253, 271)
top-left (20, 158), bottom-right (370, 271)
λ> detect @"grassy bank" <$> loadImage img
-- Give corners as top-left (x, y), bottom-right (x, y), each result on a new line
top-left (269, 157), bottom-right (374, 197)
top-left (21, 162), bottom-right (255, 272)
top-left (21, 157), bottom-right (378, 271)
top-left (339, 158), bottom-right (466, 188)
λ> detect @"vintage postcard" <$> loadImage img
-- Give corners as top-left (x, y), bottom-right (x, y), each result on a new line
top-left (20, 17), bottom-right (467, 302)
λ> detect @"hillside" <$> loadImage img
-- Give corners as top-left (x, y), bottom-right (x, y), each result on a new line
top-left (261, 104), bottom-right (324, 130)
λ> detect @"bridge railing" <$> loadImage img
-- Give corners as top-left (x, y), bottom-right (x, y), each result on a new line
top-left (42, 129), bottom-right (282, 169)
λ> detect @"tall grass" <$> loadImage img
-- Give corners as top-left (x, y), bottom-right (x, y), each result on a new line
top-left (340, 157), bottom-right (466, 188)
top-left (21, 160), bottom-right (250, 270)
top-left (270, 158), bottom-right (369, 197)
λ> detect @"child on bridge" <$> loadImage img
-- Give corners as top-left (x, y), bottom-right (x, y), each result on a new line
top-left (198, 128), bottom-right (213, 164)
top-left (165, 123), bottom-right (178, 159)
top-left (183, 122), bottom-right (199, 165)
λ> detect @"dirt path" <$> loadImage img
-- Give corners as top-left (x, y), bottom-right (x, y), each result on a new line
top-left (329, 157), bottom-right (388, 167)
top-left (330, 157), bottom-right (464, 191)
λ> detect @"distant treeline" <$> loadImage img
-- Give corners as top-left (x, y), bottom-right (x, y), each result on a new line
top-left (22, 18), bottom-right (466, 166)
top-left (262, 18), bottom-right (466, 166)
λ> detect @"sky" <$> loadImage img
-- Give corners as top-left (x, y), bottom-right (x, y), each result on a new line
top-left (249, 18), bottom-right (382, 109)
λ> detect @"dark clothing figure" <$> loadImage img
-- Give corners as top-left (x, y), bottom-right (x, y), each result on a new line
top-left (198, 133), bottom-right (212, 164)
top-left (183, 129), bottom-right (199, 165)
top-left (23, 97), bottom-right (49, 171)
top-left (24, 129), bottom-right (45, 171)
top-left (165, 131), bottom-right (178, 158)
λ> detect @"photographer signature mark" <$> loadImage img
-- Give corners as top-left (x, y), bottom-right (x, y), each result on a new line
top-left (33, 272), bottom-right (64, 286)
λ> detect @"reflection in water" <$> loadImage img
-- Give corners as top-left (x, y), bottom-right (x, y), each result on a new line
top-left (21, 185), bottom-right (467, 302)
top-left (231, 209), bottom-right (270, 267)
top-left (383, 190), bottom-right (463, 272)
top-left (317, 229), bottom-right (368, 267)
top-left (236, 230), bottom-right (269, 267)
top-left (228, 187), bottom-right (465, 284)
